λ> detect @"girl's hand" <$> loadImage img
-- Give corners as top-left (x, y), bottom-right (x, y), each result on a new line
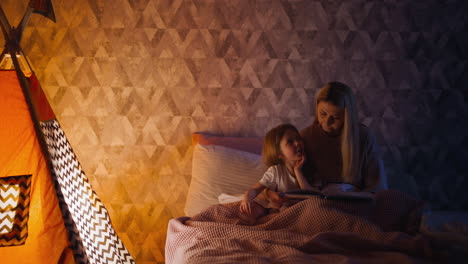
top-left (240, 196), bottom-right (253, 215)
top-left (240, 183), bottom-right (266, 215)
top-left (294, 153), bottom-right (306, 172)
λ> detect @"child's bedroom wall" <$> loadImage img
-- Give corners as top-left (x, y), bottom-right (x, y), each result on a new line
top-left (2, 0), bottom-right (467, 262)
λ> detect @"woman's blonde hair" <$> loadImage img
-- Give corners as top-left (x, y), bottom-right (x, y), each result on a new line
top-left (262, 124), bottom-right (299, 167)
top-left (315, 82), bottom-right (360, 184)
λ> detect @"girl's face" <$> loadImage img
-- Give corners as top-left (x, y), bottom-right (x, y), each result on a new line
top-left (279, 129), bottom-right (304, 162)
top-left (317, 101), bottom-right (345, 135)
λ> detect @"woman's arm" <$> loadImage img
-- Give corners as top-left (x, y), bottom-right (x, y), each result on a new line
top-left (361, 132), bottom-right (388, 192)
top-left (240, 182), bottom-right (266, 214)
top-left (362, 157), bottom-right (387, 192)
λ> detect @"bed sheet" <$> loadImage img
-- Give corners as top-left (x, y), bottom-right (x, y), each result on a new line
top-left (167, 190), bottom-right (465, 264)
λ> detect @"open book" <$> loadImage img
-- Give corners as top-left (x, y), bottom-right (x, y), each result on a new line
top-left (283, 188), bottom-right (374, 201)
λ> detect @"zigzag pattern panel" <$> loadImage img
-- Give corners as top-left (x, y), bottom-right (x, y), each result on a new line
top-left (48, 166), bottom-right (90, 264)
top-left (0, 175), bottom-right (31, 247)
top-left (41, 120), bottom-right (135, 264)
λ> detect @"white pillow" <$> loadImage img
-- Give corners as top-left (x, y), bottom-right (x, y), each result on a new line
top-left (184, 143), bottom-right (266, 216)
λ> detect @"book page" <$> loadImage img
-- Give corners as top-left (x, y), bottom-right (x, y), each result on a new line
top-left (283, 184), bottom-right (374, 201)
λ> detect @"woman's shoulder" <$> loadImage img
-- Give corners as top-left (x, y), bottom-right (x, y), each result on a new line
top-left (300, 121), bottom-right (320, 137)
top-left (358, 124), bottom-right (379, 146)
top-left (358, 123), bottom-right (369, 134)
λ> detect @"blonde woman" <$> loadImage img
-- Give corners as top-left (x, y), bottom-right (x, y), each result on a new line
top-left (300, 81), bottom-right (387, 193)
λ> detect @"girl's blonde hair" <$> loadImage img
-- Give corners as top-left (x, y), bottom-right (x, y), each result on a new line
top-left (315, 82), bottom-right (360, 184)
top-left (262, 124), bottom-right (299, 167)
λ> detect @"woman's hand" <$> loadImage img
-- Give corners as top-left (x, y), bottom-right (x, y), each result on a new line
top-left (321, 183), bottom-right (357, 195)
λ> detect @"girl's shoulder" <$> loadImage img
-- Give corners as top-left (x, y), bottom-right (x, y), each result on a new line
top-left (261, 165), bottom-right (282, 182)
top-left (265, 164), bottom-right (286, 175)
top-left (266, 164), bottom-right (281, 172)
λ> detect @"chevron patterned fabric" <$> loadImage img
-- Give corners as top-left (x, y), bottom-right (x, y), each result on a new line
top-left (0, 175), bottom-right (31, 247)
top-left (41, 120), bottom-right (134, 264)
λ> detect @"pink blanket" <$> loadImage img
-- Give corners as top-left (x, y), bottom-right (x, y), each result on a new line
top-left (166, 190), bottom-right (442, 263)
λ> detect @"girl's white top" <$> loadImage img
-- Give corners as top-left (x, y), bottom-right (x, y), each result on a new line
top-left (259, 164), bottom-right (300, 192)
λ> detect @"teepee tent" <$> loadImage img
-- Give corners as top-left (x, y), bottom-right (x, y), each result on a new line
top-left (0, 2), bottom-right (134, 263)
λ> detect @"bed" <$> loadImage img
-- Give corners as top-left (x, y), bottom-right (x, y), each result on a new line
top-left (165, 133), bottom-right (468, 263)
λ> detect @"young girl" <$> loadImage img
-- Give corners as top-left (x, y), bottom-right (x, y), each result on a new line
top-left (239, 123), bottom-right (313, 224)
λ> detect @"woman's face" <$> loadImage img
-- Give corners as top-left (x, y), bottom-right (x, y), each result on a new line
top-left (317, 101), bottom-right (345, 135)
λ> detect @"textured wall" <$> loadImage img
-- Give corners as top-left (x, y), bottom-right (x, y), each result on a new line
top-left (2, 0), bottom-right (468, 263)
